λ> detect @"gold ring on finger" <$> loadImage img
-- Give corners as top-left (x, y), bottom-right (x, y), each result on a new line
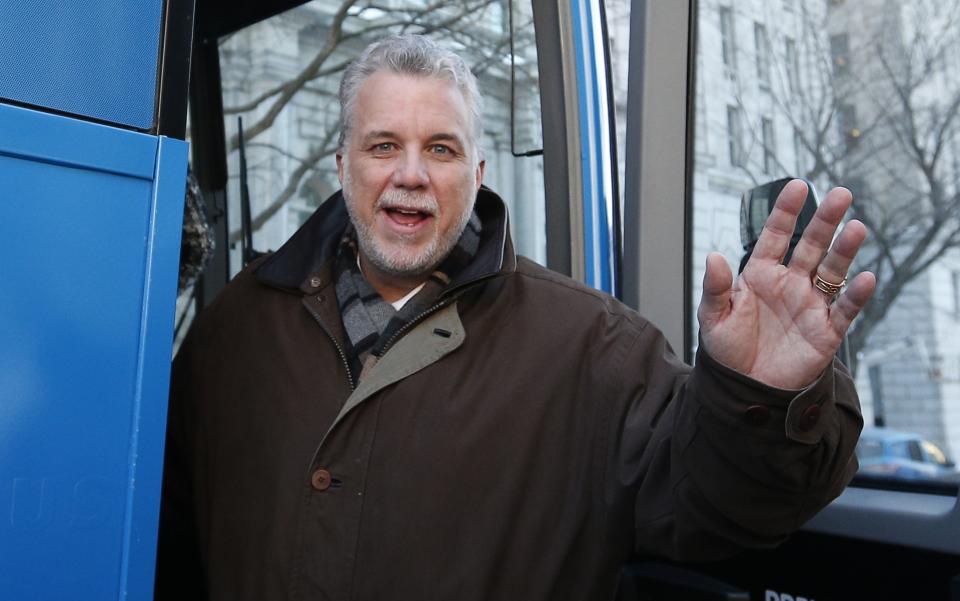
top-left (813, 273), bottom-right (846, 297)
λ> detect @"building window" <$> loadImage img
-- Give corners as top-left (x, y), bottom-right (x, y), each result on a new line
top-left (838, 103), bottom-right (860, 150)
top-left (762, 117), bottom-right (776, 174)
top-left (785, 37), bottom-right (800, 93)
top-left (727, 105), bottom-right (744, 167)
top-left (951, 136), bottom-right (960, 185)
top-left (793, 129), bottom-right (805, 176)
top-left (952, 271), bottom-right (960, 319)
top-left (720, 6), bottom-right (737, 71)
top-left (831, 33), bottom-right (850, 77)
top-left (754, 22), bottom-right (771, 87)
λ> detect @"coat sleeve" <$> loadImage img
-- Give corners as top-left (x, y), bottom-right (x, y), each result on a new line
top-left (606, 319), bottom-right (863, 561)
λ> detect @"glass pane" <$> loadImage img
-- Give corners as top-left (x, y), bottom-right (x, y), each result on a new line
top-left (607, 0), bottom-right (631, 218)
top-left (218, 0), bottom-right (545, 277)
top-left (691, 0), bottom-right (960, 490)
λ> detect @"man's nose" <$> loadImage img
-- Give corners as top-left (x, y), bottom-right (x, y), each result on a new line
top-left (390, 152), bottom-right (429, 189)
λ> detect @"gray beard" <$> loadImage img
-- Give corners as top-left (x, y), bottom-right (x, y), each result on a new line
top-left (342, 173), bottom-right (476, 278)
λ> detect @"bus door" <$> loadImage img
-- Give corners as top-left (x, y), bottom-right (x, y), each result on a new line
top-left (185, 0), bottom-right (621, 312)
top-left (0, 1), bottom-right (194, 599)
top-left (618, 1), bottom-right (960, 599)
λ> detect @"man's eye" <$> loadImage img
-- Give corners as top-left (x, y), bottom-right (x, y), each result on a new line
top-left (430, 145), bottom-right (451, 155)
top-left (374, 143), bottom-right (394, 152)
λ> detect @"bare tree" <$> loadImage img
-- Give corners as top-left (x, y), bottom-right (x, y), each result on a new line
top-left (218, 0), bottom-right (534, 245)
top-left (723, 0), bottom-right (960, 372)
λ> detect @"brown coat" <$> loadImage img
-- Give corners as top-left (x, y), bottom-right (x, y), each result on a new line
top-left (155, 189), bottom-right (862, 601)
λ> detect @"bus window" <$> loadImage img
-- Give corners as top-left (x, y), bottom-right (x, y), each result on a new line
top-left (690, 0), bottom-right (960, 492)
top-left (216, 0), bottom-right (546, 278)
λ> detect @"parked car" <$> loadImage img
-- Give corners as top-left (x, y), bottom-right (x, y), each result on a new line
top-left (856, 427), bottom-right (958, 481)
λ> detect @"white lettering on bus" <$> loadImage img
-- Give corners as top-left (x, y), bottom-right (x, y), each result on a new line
top-left (765, 590), bottom-right (815, 601)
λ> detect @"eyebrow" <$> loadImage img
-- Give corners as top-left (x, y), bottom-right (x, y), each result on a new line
top-left (359, 130), bottom-right (398, 146)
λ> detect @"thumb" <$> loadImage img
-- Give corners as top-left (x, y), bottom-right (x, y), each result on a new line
top-left (698, 252), bottom-right (733, 328)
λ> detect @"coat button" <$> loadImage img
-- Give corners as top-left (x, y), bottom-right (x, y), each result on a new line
top-left (744, 405), bottom-right (770, 427)
top-left (798, 405), bottom-right (822, 432)
top-left (310, 277), bottom-right (322, 288)
top-left (311, 468), bottom-right (332, 491)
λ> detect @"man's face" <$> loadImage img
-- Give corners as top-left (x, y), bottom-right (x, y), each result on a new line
top-left (337, 71), bottom-right (485, 279)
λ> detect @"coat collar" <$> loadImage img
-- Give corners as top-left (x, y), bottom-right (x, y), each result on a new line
top-left (254, 185), bottom-right (516, 295)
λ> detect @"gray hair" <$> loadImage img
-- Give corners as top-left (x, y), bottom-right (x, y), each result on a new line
top-left (338, 34), bottom-right (484, 160)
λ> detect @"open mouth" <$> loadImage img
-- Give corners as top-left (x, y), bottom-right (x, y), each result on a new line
top-left (383, 207), bottom-right (433, 228)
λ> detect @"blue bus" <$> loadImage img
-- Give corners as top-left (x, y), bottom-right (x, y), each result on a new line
top-left (3, 0), bottom-right (960, 599)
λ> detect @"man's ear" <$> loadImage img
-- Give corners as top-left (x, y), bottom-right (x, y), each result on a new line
top-left (475, 159), bottom-right (486, 189)
top-left (336, 153), bottom-right (345, 186)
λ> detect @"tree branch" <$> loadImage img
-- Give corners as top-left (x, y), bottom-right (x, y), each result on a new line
top-left (226, 0), bottom-right (360, 152)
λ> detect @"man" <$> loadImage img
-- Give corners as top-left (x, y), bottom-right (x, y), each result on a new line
top-left (157, 35), bottom-right (874, 600)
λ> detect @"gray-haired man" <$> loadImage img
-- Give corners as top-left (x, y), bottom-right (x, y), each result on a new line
top-left (157, 34), bottom-right (873, 600)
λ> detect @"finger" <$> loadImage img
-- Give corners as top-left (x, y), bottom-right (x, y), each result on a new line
top-left (829, 271), bottom-right (876, 336)
top-left (816, 219), bottom-right (867, 291)
top-left (750, 179), bottom-right (808, 264)
top-left (698, 252), bottom-right (734, 328)
top-left (788, 186), bottom-right (853, 275)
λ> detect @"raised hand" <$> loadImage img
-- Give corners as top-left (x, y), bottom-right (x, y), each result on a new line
top-left (697, 179), bottom-right (877, 389)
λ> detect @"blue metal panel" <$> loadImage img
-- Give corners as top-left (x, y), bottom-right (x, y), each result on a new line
top-left (570, 0), bottom-right (617, 294)
top-left (0, 103), bottom-right (158, 178)
top-left (121, 137), bottom-right (188, 601)
top-left (0, 103), bottom-right (186, 599)
top-left (0, 0), bottom-right (164, 130)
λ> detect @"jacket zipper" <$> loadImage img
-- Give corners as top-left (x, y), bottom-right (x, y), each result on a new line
top-left (303, 298), bottom-right (356, 390)
top-left (302, 273), bottom-right (503, 385)
top-left (377, 272), bottom-right (502, 356)
top-left (378, 300), bottom-right (451, 357)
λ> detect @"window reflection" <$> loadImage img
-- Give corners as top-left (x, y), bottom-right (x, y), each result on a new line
top-left (693, 0), bottom-right (960, 490)
top-left (761, 117), bottom-right (775, 174)
top-left (727, 105), bottom-right (744, 167)
top-left (784, 37), bottom-right (799, 94)
top-left (857, 428), bottom-right (958, 482)
top-left (720, 6), bottom-right (737, 71)
top-left (218, 0), bottom-right (546, 276)
top-left (754, 22), bottom-right (770, 87)
top-left (830, 33), bottom-right (849, 77)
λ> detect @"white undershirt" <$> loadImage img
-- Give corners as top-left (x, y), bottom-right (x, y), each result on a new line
top-left (390, 283), bottom-right (426, 310)
top-left (357, 254), bottom-right (426, 311)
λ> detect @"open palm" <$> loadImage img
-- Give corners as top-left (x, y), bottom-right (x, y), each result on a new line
top-left (698, 180), bottom-right (877, 390)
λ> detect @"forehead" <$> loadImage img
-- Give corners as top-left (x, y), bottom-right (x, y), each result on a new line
top-left (350, 71), bottom-right (473, 142)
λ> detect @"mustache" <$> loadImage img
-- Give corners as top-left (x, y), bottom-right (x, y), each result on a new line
top-left (376, 189), bottom-right (439, 215)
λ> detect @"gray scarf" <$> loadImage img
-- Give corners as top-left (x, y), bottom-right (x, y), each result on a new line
top-left (334, 212), bottom-right (481, 378)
